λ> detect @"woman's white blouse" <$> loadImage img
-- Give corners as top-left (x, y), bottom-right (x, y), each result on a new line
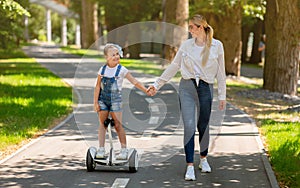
top-left (153, 38), bottom-right (226, 100)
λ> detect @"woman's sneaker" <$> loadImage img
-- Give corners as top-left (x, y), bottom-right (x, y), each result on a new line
top-left (95, 147), bottom-right (105, 159)
top-left (199, 158), bottom-right (211, 173)
top-left (116, 148), bottom-right (128, 160)
top-left (185, 166), bottom-right (196, 181)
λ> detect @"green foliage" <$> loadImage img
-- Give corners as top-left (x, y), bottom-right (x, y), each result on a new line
top-left (261, 119), bottom-right (300, 187)
top-left (0, 0), bottom-right (30, 18)
top-left (99, 0), bottom-right (162, 29)
top-left (0, 0), bottom-right (30, 49)
top-left (190, 0), bottom-right (242, 15)
top-left (190, 0), bottom-right (266, 25)
top-left (242, 0), bottom-right (266, 26)
top-left (27, 4), bottom-right (46, 41)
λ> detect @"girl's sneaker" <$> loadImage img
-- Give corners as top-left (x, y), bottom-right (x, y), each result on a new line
top-left (185, 166), bottom-right (196, 181)
top-left (199, 157), bottom-right (211, 173)
top-left (95, 147), bottom-right (105, 159)
top-left (116, 148), bottom-right (128, 160)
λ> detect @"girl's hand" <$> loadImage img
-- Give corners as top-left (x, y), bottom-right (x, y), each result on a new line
top-left (94, 103), bottom-right (100, 112)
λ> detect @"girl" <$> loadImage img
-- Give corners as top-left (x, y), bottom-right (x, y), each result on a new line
top-left (94, 43), bottom-right (148, 160)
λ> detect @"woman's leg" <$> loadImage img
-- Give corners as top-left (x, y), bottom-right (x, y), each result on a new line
top-left (197, 81), bottom-right (213, 157)
top-left (179, 79), bottom-right (198, 164)
top-left (98, 110), bottom-right (109, 147)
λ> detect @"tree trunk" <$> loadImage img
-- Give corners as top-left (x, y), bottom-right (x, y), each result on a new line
top-left (263, 0), bottom-right (300, 96)
top-left (163, 0), bottom-right (188, 62)
top-left (241, 24), bottom-right (252, 63)
top-left (249, 19), bottom-right (263, 64)
top-left (81, 0), bottom-right (98, 49)
top-left (207, 3), bottom-right (242, 76)
top-left (128, 25), bottom-right (141, 59)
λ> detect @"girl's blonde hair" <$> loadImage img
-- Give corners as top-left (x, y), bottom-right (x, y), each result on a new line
top-left (103, 43), bottom-right (123, 57)
top-left (190, 14), bottom-right (214, 66)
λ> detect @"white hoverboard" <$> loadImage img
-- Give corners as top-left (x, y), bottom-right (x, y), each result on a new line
top-left (86, 118), bottom-right (138, 173)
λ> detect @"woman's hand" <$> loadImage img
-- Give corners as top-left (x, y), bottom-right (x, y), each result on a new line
top-left (219, 100), bottom-right (226, 111)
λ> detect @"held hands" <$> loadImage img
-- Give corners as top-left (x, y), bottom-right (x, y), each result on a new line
top-left (146, 85), bottom-right (157, 96)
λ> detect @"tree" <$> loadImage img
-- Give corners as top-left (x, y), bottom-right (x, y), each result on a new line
top-left (242, 1), bottom-right (266, 64)
top-left (191, 0), bottom-right (243, 76)
top-left (0, 0), bottom-right (30, 48)
top-left (263, 0), bottom-right (300, 95)
top-left (163, 0), bottom-right (189, 62)
top-left (100, 0), bottom-right (162, 58)
top-left (81, 0), bottom-right (98, 49)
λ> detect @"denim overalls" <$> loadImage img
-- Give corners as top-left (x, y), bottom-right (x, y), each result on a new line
top-left (98, 64), bottom-right (122, 112)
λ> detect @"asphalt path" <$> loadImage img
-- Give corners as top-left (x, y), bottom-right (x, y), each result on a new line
top-left (0, 44), bottom-right (277, 188)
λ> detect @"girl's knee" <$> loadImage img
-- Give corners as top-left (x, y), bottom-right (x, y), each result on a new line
top-left (113, 121), bottom-right (123, 131)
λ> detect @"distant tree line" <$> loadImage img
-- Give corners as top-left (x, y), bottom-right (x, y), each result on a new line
top-left (0, 0), bottom-right (299, 96)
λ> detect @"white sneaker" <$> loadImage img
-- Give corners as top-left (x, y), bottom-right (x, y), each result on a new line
top-left (116, 148), bottom-right (128, 160)
top-left (185, 166), bottom-right (196, 181)
top-left (199, 158), bottom-right (211, 173)
top-left (95, 147), bottom-right (105, 159)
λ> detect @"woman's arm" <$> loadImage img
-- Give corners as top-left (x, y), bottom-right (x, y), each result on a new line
top-left (216, 42), bottom-right (226, 110)
top-left (94, 75), bottom-right (101, 112)
top-left (152, 49), bottom-right (182, 90)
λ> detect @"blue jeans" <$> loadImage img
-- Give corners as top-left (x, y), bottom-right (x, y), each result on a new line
top-left (179, 78), bottom-right (213, 163)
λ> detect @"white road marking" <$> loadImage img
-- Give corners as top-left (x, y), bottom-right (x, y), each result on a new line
top-left (145, 98), bottom-right (155, 103)
top-left (136, 91), bottom-right (146, 96)
top-left (149, 116), bottom-right (159, 124)
top-left (150, 105), bottom-right (159, 112)
top-left (111, 178), bottom-right (130, 188)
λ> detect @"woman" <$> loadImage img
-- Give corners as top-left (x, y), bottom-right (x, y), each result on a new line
top-left (147, 14), bottom-right (226, 181)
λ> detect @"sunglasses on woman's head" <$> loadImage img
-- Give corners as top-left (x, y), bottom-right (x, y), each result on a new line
top-left (188, 24), bottom-right (201, 30)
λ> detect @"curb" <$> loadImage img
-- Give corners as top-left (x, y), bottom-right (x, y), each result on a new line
top-left (229, 103), bottom-right (279, 188)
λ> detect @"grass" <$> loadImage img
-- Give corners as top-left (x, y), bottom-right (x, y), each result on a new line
top-left (61, 46), bottom-right (100, 58)
top-left (0, 52), bottom-right (73, 158)
top-left (226, 77), bottom-right (300, 188)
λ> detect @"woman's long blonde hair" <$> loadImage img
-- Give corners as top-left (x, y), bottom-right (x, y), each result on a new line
top-left (190, 14), bottom-right (214, 66)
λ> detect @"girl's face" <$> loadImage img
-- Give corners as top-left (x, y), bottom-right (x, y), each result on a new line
top-left (188, 21), bottom-right (203, 38)
top-left (105, 47), bottom-right (120, 67)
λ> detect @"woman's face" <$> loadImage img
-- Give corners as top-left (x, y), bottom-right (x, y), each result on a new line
top-left (105, 47), bottom-right (120, 67)
top-left (188, 21), bottom-right (203, 38)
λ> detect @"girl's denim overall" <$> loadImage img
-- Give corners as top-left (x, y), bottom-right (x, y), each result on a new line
top-left (98, 64), bottom-right (122, 112)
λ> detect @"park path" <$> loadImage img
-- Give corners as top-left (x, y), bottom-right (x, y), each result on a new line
top-left (0, 44), bottom-right (278, 188)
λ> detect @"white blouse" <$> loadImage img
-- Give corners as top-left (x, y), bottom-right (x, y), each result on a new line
top-left (153, 38), bottom-right (226, 100)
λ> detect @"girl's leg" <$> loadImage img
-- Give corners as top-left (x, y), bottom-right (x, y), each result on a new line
top-left (98, 110), bottom-right (109, 147)
top-left (110, 111), bottom-right (126, 148)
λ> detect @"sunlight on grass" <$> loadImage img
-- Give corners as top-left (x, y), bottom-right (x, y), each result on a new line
top-left (61, 46), bottom-right (100, 57)
top-left (260, 120), bottom-right (300, 187)
top-left (0, 57), bottom-right (72, 157)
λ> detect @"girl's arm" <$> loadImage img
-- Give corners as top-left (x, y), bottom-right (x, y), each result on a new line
top-left (94, 75), bottom-right (102, 112)
top-left (125, 72), bottom-right (148, 93)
